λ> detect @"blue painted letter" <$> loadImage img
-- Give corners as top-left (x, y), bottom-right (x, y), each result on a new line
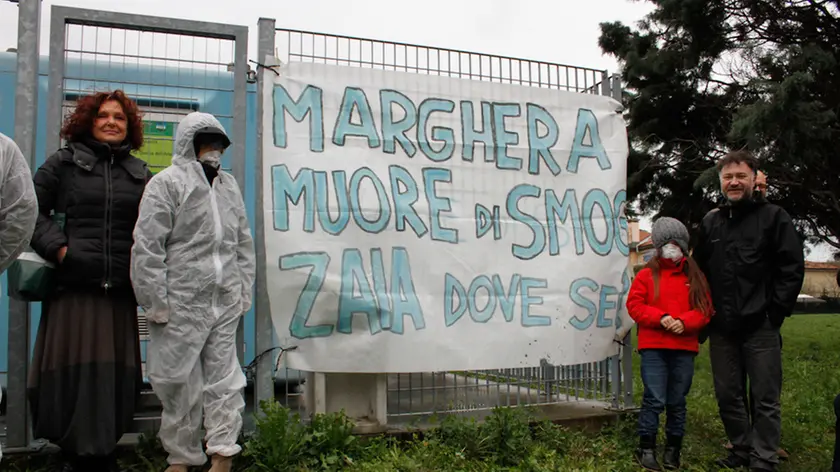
top-left (444, 273), bottom-right (467, 327)
top-left (280, 252), bottom-right (334, 339)
top-left (569, 277), bottom-right (598, 330)
top-left (417, 98), bottom-right (456, 162)
top-left (370, 248), bottom-right (393, 330)
top-left (273, 85), bottom-right (324, 152)
top-left (520, 277), bottom-right (550, 327)
top-left (461, 101), bottom-right (494, 162)
top-left (390, 247), bottom-right (425, 334)
top-left (337, 249), bottom-right (382, 335)
top-left (422, 167), bottom-right (458, 244)
top-left (506, 184), bottom-right (545, 260)
top-left (272, 165), bottom-right (315, 232)
top-left (613, 190), bottom-right (629, 256)
top-left (494, 274), bottom-right (521, 322)
top-left (526, 103), bottom-right (561, 176)
top-left (597, 285), bottom-right (619, 328)
top-left (380, 90), bottom-right (418, 157)
top-left (493, 103), bottom-right (523, 171)
top-left (389, 165), bottom-right (428, 238)
top-left (545, 188), bottom-right (584, 256)
top-left (581, 189), bottom-right (614, 256)
top-left (349, 167), bottom-right (392, 234)
top-left (567, 108), bottom-right (611, 172)
top-left (333, 86), bottom-right (381, 148)
top-left (468, 275), bottom-right (496, 323)
top-left (314, 170), bottom-right (350, 235)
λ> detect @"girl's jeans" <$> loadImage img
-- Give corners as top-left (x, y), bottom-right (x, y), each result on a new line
top-left (638, 349), bottom-right (696, 438)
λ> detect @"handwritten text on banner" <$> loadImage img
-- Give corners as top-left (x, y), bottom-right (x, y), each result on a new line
top-left (262, 61), bottom-right (631, 373)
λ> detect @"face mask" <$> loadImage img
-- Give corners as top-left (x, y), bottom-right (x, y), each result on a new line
top-left (660, 243), bottom-right (684, 262)
top-left (199, 150), bottom-right (222, 169)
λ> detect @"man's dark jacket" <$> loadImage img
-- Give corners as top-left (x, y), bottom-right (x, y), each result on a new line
top-left (693, 196), bottom-right (805, 337)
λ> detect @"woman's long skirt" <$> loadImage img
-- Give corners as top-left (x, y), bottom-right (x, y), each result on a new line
top-left (27, 289), bottom-right (142, 456)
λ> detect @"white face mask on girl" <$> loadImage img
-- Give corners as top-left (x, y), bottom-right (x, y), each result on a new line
top-left (660, 243), bottom-right (684, 262)
top-left (199, 150), bottom-right (222, 169)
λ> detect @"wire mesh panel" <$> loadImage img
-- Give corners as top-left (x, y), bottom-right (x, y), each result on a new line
top-left (58, 24), bottom-right (236, 173)
top-left (272, 28), bottom-right (628, 422)
top-left (274, 29), bottom-right (606, 92)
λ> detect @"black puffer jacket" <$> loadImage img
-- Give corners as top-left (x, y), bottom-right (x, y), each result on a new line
top-left (693, 197), bottom-right (805, 337)
top-left (31, 139), bottom-right (152, 293)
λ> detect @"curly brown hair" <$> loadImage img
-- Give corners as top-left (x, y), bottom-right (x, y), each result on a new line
top-left (60, 90), bottom-right (144, 150)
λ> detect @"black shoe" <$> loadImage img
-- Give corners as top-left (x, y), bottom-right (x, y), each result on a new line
top-left (663, 435), bottom-right (682, 470)
top-left (714, 452), bottom-right (750, 469)
top-left (663, 446), bottom-right (681, 469)
top-left (635, 447), bottom-right (662, 471)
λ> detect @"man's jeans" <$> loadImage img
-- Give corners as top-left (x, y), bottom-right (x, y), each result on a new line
top-left (710, 319), bottom-right (782, 471)
top-left (638, 349), bottom-right (696, 438)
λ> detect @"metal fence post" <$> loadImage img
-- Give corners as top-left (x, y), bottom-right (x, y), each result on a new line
top-left (254, 17), bottom-right (277, 414)
top-left (598, 70), bottom-right (625, 410)
top-left (45, 6), bottom-right (66, 157)
top-left (7, 0), bottom-right (42, 450)
top-left (610, 73), bottom-right (635, 408)
top-left (232, 19), bottom-right (249, 373)
top-left (540, 358), bottom-right (555, 401)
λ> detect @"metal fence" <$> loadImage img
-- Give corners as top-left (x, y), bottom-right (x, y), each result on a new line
top-left (5, 6), bottom-right (632, 451)
top-left (258, 24), bottom-right (635, 423)
top-left (5, 5), bottom-right (248, 449)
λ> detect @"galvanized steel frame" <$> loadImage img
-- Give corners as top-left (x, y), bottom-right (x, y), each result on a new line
top-left (45, 6), bottom-right (249, 185)
top-left (7, 0), bottom-right (42, 450)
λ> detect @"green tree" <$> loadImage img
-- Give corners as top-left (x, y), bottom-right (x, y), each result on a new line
top-left (600, 0), bottom-right (840, 251)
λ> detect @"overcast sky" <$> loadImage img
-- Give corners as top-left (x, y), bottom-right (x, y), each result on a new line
top-left (1, 0), bottom-right (653, 73)
top-left (0, 0), bottom-right (834, 260)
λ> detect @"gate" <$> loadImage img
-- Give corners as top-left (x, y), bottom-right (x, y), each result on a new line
top-left (5, 5), bottom-right (249, 449)
top-left (253, 20), bottom-right (635, 424)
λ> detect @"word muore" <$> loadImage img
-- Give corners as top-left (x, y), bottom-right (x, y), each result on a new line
top-left (271, 164), bottom-right (627, 257)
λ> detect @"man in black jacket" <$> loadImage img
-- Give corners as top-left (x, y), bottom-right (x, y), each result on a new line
top-left (693, 151), bottom-right (805, 472)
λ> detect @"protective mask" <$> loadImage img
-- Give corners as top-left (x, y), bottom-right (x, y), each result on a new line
top-left (660, 243), bottom-right (684, 262)
top-left (199, 150), bottom-right (222, 169)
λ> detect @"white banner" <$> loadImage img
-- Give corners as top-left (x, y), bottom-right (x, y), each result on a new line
top-left (262, 61), bottom-right (631, 373)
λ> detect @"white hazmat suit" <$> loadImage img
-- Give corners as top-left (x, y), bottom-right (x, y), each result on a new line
top-left (0, 133), bottom-right (38, 274)
top-left (131, 112), bottom-right (256, 467)
top-left (0, 132), bottom-right (38, 463)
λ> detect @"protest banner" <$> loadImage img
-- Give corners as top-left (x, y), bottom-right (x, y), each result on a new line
top-left (262, 61), bottom-right (631, 373)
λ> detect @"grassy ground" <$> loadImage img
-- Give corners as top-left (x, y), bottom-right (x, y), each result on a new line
top-left (3, 314), bottom-right (839, 471)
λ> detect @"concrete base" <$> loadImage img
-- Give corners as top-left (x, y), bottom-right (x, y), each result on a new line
top-left (305, 372), bottom-right (388, 434)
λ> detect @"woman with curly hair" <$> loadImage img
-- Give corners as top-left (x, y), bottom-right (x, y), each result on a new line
top-left (27, 90), bottom-right (152, 472)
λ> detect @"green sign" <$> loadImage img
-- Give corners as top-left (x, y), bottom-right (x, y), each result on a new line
top-left (138, 121), bottom-right (175, 173)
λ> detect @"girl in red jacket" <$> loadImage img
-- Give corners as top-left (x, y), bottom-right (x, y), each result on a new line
top-left (627, 217), bottom-right (714, 471)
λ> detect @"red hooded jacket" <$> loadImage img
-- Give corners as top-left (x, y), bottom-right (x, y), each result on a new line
top-left (627, 258), bottom-right (712, 353)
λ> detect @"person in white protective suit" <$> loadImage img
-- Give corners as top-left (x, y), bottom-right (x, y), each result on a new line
top-left (0, 133), bottom-right (38, 275)
top-left (130, 112), bottom-right (256, 472)
top-left (0, 132), bottom-right (39, 464)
